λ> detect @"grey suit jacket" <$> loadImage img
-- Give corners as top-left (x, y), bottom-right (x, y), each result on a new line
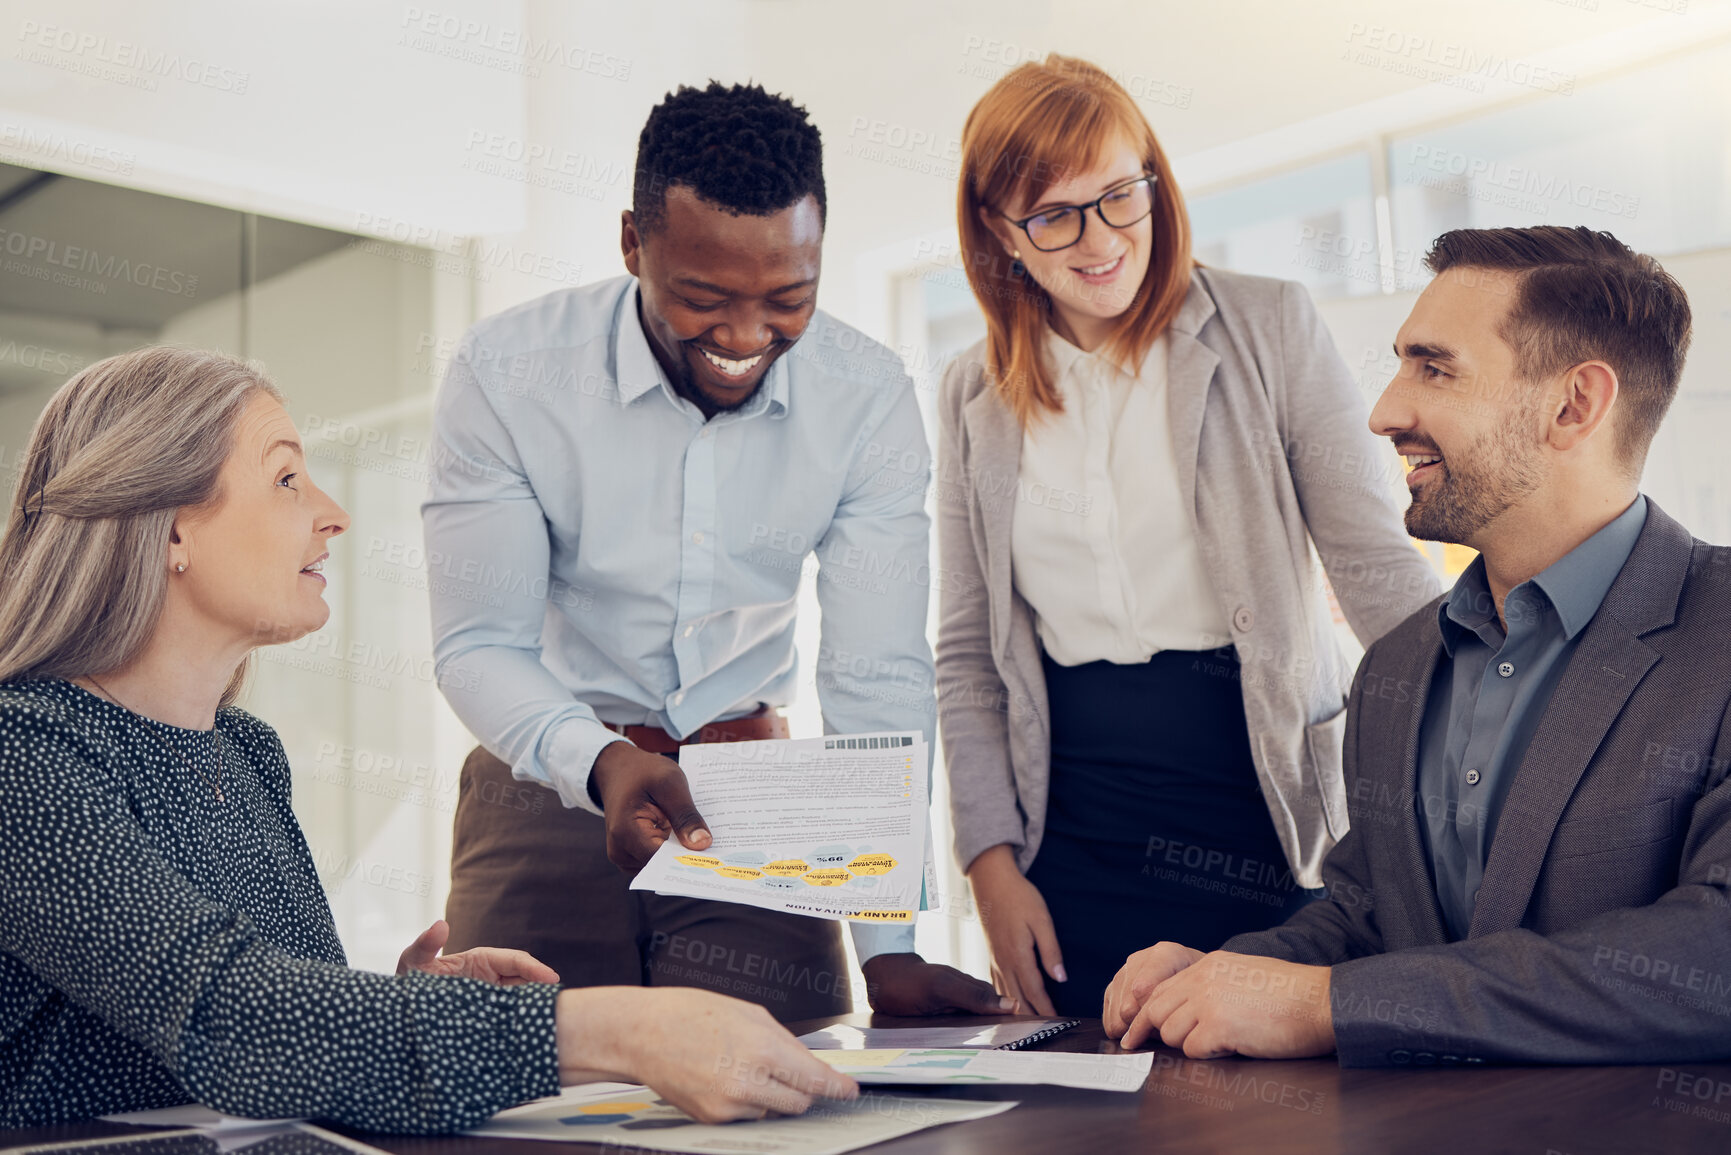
top-left (1225, 500), bottom-right (1731, 1066)
top-left (936, 266), bottom-right (1441, 889)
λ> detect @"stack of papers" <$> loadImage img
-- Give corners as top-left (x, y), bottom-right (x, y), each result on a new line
top-left (632, 732), bottom-right (938, 923)
top-left (799, 1019), bottom-right (1078, 1050)
top-left (814, 1049), bottom-right (1152, 1092)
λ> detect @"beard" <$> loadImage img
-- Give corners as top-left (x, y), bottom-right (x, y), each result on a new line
top-left (1404, 421), bottom-right (1545, 544)
top-left (674, 340), bottom-right (776, 414)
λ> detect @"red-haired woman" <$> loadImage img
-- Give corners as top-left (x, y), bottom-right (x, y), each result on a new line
top-left (937, 56), bottom-right (1440, 1016)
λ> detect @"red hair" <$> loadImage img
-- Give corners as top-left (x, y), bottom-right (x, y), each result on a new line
top-left (957, 55), bottom-right (1193, 427)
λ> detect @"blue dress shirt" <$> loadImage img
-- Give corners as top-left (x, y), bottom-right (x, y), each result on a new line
top-left (422, 275), bottom-right (935, 961)
top-left (1415, 495), bottom-right (1648, 939)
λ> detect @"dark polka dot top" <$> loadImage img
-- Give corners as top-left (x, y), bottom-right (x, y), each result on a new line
top-left (0, 678), bottom-right (559, 1134)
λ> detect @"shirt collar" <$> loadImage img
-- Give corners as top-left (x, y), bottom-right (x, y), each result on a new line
top-left (1043, 328), bottom-right (1091, 378)
top-left (1435, 495), bottom-right (1648, 651)
top-left (757, 350), bottom-right (791, 417)
top-left (613, 284), bottom-right (791, 419)
top-left (1041, 327), bottom-right (1166, 383)
top-left (1529, 494), bottom-right (1648, 639)
top-left (1437, 557), bottom-right (1499, 656)
top-left (613, 285), bottom-right (665, 406)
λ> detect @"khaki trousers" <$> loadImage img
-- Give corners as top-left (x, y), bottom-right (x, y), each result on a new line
top-left (442, 745), bottom-right (851, 1022)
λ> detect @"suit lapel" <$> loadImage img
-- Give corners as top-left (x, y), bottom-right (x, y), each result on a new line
top-left (962, 385), bottom-right (1023, 659)
top-left (1465, 503), bottom-right (1691, 937)
top-left (1165, 272), bottom-right (1220, 520)
top-left (1467, 627), bottom-right (1657, 936)
top-left (1385, 628), bottom-right (1452, 946)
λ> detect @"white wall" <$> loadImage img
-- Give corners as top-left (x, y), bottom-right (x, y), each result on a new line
top-left (0, 0), bottom-right (526, 235)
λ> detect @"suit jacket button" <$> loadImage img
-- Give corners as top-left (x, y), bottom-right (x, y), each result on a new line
top-left (1390, 1050), bottom-right (1411, 1064)
top-left (1233, 607), bottom-right (1255, 632)
top-left (1414, 1052), bottom-right (1437, 1066)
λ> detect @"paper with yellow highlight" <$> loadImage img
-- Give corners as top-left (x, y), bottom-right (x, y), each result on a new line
top-left (630, 731), bottom-right (936, 923)
top-left (468, 1081), bottom-right (1016, 1152)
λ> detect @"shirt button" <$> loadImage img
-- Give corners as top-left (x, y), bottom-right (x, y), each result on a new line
top-left (700, 427), bottom-right (713, 439)
top-left (683, 625), bottom-right (695, 638)
top-left (692, 531), bottom-right (704, 545)
top-left (1233, 607), bottom-right (1255, 632)
top-left (1498, 661), bottom-right (1515, 677)
top-left (1466, 768), bottom-right (1481, 786)
top-left (670, 691), bottom-right (685, 707)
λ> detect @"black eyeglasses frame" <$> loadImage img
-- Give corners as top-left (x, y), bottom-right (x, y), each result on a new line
top-left (998, 173), bottom-right (1160, 253)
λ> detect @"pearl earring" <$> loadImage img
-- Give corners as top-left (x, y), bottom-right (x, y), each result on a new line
top-left (176, 563), bottom-right (186, 573)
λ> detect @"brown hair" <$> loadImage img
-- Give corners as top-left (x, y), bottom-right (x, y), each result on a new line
top-left (957, 54), bottom-right (1193, 428)
top-left (1424, 226), bottom-right (1691, 470)
top-left (0, 346), bottom-right (282, 705)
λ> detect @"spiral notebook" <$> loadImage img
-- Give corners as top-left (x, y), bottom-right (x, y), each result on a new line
top-left (799, 1018), bottom-right (1082, 1051)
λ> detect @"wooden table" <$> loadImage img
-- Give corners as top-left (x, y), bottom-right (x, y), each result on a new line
top-left (7, 1014), bottom-right (1730, 1154)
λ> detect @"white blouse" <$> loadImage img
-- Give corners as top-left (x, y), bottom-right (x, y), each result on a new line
top-left (1010, 329), bottom-right (1233, 666)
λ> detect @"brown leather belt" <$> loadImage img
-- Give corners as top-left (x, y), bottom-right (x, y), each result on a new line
top-left (603, 704), bottom-right (788, 756)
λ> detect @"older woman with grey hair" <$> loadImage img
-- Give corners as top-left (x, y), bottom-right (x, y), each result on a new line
top-left (0, 347), bottom-right (854, 1132)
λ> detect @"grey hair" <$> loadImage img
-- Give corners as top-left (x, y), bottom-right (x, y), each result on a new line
top-left (0, 346), bottom-right (283, 706)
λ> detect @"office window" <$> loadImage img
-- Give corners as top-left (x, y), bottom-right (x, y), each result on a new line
top-left (1188, 152), bottom-right (1381, 300)
top-left (1383, 41), bottom-right (1731, 549)
top-left (1388, 42), bottom-right (1731, 260)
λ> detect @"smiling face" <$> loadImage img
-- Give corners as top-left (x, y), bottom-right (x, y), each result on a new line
top-left (622, 185), bottom-right (823, 418)
top-left (174, 391), bottom-right (350, 645)
top-left (984, 136), bottom-right (1153, 349)
top-left (1372, 266), bottom-right (1549, 549)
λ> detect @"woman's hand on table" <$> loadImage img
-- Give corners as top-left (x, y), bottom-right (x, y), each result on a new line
top-left (555, 986), bottom-right (859, 1123)
top-left (967, 843), bottom-right (1066, 1016)
top-left (396, 918), bottom-right (560, 985)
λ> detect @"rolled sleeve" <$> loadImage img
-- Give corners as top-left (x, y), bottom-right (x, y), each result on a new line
top-left (849, 921), bottom-right (918, 965)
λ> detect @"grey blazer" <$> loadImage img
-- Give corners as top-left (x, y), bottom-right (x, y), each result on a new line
top-left (936, 267), bottom-right (1441, 889)
top-left (1226, 501), bottom-right (1731, 1066)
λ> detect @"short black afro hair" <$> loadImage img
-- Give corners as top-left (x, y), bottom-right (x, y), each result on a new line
top-left (632, 81), bottom-right (825, 235)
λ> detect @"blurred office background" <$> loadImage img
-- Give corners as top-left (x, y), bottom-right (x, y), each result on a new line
top-left (1, 0), bottom-right (1726, 998)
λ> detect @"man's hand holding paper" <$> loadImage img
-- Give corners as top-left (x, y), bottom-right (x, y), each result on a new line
top-left (630, 732), bottom-right (933, 924)
top-left (589, 740), bottom-right (713, 869)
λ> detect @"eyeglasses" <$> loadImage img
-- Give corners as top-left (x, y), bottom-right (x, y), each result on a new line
top-left (999, 174), bottom-right (1158, 253)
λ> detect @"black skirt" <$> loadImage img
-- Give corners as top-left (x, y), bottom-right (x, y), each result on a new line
top-left (1024, 646), bottom-right (1320, 1016)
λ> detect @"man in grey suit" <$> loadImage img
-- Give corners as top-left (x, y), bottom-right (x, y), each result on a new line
top-left (1102, 224), bottom-right (1731, 1067)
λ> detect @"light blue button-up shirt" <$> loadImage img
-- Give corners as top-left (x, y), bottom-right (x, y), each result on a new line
top-left (422, 275), bottom-right (935, 961)
top-left (1415, 495), bottom-right (1648, 939)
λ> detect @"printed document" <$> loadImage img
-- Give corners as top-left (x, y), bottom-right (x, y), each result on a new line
top-left (469, 1084), bottom-right (1016, 1153)
top-left (630, 732), bottom-right (933, 923)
